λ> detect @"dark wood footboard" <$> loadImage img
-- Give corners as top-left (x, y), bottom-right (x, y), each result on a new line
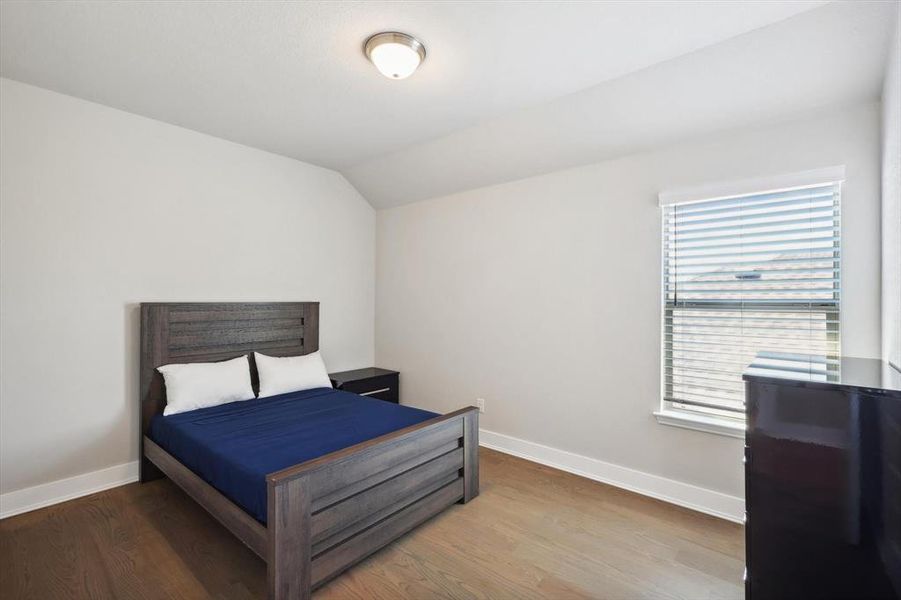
top-left (267, 406), bottom-right (479, 600)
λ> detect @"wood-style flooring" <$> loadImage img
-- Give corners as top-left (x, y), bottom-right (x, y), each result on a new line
top-left (0, 448), bottom-right (744, 599)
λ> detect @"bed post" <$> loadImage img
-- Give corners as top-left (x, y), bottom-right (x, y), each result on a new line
top-left (140, 303), bottom-right (168, 483)
top-left (462, 408), bottom-right (480, 502)
top-left (268, 476), bottom-right (312, 600)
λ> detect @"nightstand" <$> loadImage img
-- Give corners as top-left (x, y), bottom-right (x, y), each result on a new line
top-left (329, 367), bottom-right (399, 404)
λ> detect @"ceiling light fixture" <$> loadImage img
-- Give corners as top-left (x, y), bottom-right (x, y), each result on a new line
top-left (364, 32), bottom-right (426, 80)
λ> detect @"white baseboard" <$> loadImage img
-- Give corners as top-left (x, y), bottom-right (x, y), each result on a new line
top-left (1, 434), bottom-right (745, 523)
top-left (479, 429), bottom-right (744, 523)
top-left (0, 461), bottom-right (140, 520)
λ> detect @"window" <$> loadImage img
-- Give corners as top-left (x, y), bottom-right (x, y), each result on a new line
top-left (658, 169), bottom-right (843, 435)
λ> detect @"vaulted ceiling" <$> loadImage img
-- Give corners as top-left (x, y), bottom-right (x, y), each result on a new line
top-left (1, 1), bottom-right (895, 207)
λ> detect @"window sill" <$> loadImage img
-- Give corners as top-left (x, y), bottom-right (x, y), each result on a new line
top-left (654, 410), bottom-right (746, 439)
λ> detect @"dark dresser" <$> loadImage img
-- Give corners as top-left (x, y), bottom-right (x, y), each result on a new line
top-left (329, 367), bottom-right (399, 404)
top-left (743, 356), bottom-right (901, 600)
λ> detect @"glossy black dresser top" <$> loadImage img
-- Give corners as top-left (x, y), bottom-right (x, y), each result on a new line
top-left (743, 355), bottom-right (901, 397)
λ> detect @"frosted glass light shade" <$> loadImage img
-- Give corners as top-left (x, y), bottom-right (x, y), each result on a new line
top-left (364, 32), bottom-right (426, 80)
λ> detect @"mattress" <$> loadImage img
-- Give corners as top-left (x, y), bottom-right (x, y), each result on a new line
top-left (148, 387), bottom-right (439, 523)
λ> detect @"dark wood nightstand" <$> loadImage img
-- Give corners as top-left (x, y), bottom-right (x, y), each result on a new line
top-left (329, 367), bottom-right (399, 404)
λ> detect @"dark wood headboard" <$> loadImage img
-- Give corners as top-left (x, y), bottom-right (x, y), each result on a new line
top-left (139, 302), bottom-right (319, 481)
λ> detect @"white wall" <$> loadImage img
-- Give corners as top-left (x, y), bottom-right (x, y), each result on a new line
top-left (883, 12), bottom-right (901, 369)
top-left (376, 102), bottom-right (882, 499)
top-left (0, 79), bottom-right (375, 495)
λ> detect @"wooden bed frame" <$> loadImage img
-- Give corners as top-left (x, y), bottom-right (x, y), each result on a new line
top-left (139, 302), bottom-right (479, 600)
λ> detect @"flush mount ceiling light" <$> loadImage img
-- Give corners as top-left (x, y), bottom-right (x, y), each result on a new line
top-left (364, 32), bottom-right (426, 80)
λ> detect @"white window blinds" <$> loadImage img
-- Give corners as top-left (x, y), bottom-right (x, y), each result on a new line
top-left (662, 181), bottom-right (841, 420)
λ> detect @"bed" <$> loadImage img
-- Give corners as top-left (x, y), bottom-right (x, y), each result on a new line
top-left (140, 302), bottom-right (479, 600)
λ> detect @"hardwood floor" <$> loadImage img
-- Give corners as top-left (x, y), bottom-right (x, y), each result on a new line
top-left (0, 448), bottom-right (744, 599)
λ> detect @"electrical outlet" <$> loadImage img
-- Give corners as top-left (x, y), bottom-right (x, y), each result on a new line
top-left (476, 398), bottom-right (485, 413)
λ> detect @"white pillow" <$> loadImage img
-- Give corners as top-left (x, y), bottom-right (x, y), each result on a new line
top-left (255, 351), bottom-right (331, 398)
top-left (158, 355), bottom-right (255, 416)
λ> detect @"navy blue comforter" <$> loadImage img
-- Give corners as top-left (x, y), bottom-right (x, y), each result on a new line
top-left (149, 388), bottom-right (439, 523)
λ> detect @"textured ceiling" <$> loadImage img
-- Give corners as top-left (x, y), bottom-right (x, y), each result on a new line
top-left (1, 1), bottom-right (823, 167)
top-left (1, 1), bottom-right (893, 208)
top-left (347, 1), bottom-right (897, 207)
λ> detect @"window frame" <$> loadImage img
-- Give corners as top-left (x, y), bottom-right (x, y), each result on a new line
top-left (655, 166), bottom-right (845, 437)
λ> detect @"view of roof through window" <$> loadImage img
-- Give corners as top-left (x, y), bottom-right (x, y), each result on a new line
top-left (662, 182), bottom-right (841, 419)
